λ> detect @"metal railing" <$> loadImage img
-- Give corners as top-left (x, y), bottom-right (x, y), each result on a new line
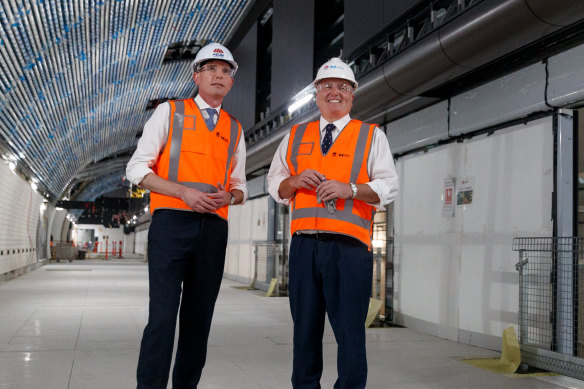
top-left (252, 241), bottom-right (288, 296)
top-left (512, 237), bottom-right (584, 380)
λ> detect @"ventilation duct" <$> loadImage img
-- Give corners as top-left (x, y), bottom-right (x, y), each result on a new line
top-left (351, 0), bottom-right (584, 119)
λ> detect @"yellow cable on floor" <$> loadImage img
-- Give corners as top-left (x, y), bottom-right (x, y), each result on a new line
top-left (463, 326), bottom-right (521, 374)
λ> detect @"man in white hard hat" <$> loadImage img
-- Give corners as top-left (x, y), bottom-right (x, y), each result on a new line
top-left (267, 57), bottom-right (398, 388)
top-left (127, 42), bottom-right (247, 388)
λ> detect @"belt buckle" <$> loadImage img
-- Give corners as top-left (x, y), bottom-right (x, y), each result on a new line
top-left (315, 232), bottom-right (330, 240)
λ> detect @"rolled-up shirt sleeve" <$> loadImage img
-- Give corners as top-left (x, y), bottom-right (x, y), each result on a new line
top-left (229, 136), bottom-right (249, 203)
top-left (267, 128), bottom-right (398, 209)
top-left (267, 133), bottom-right (293, 205)
top-left (366, 127), bottom-right (399, 210)
top-left (126, 102), bottom-right (248, 203)
top-left (126, 103), bottom-right (170, 186)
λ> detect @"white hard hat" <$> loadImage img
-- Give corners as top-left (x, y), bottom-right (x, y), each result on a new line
top-left (313, 58), bottom-right (358, 90)
top-left (192, 43), bottom-right (238, 75)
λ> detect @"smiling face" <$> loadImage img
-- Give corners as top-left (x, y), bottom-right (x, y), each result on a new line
top-left (193, 59), bottom-right (234, 106)
top-left (315, 77), bottom-right (354, 122)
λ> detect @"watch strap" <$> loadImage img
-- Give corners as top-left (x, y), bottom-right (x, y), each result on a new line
top-left (350, 183), bottom-right (358, 199)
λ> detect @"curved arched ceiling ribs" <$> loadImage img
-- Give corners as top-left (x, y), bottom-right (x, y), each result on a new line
top-left (0, 0), bottom-right (251, 200)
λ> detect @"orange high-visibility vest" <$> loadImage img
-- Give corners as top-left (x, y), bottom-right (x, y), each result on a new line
top-left (150, 99), bottom-right (242, 220)
top-left (286, 120), bottom-right (376, 248)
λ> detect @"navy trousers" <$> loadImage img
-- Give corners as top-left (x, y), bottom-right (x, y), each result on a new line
top-left (288, 233), bottom-right (373, 389)
top-left (137, 210), bottom-right (228, 389)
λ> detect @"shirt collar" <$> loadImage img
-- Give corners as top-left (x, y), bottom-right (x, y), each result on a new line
top-left (195, 94), bottom-right (221, 112)
top-left (319, 114), bottom-right (351, 133)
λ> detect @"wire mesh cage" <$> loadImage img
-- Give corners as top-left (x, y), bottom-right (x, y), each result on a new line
top-left (252, 241), bottom-right (288, 295)
top-left (512, 237), bottom-right (584, 379)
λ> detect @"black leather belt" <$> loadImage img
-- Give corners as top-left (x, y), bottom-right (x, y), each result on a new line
top-left (296, 232), bottom-right (364, 246)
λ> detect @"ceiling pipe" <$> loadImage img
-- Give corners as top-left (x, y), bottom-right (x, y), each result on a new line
top-left (247, 0), bottom-right (584, 174)
top-left (352, 0), bottom-right (584, 119)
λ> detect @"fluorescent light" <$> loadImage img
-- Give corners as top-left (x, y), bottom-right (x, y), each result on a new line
top-left (8, 162), bottom-right (16, 172)
top-left (56, 207), bottom-right (65, 211)
top-left (31, 182), bottom-right (38, 191)
top-left (144, 206), bottom-right (149, 212)
top-left (288, 94), bottom-right (313, 114)
top-left (372, 239), bottom-right (384, 248)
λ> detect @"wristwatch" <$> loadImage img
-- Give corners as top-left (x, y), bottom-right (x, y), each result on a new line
top-left (229, 192), bottom-right (236, 205)
top-left (350, 183), bottom-right (358, 199)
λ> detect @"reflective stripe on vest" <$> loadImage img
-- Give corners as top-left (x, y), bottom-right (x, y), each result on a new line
top-left (167, 100), bottom-right (239, 191)
top-left (287, 120), bottom-right (375, 247)
top-left (150, 99), bottom-right (241, 219)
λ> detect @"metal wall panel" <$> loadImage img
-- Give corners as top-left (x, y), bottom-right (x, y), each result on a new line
top-left (386, 101), bottom-right (449, 154)
top-left (271, 0), bottom-right (315, 110)
top-left (247, 174), bottom-right (267, 198)
top-left (450, 62), bottom-right (548, 136)
top-left (223, 22), bottom-right (257, 130)
top-left (344, 0), bottom-right (383, 57)
top-left (547, 44), bottom-right (584, 108)
top-left (344, 0), bottom-right (418, 56)
top-left (0, 161), bottom-right (44, 274)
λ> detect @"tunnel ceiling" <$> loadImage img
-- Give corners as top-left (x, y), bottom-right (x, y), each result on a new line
top-left (0, 0), bottom-right (250, 201)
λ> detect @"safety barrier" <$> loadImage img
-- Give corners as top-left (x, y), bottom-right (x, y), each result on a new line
top-left (251, 241), bottom-right (288, 296)
top-left (512, 237), bottom-right (584, 380)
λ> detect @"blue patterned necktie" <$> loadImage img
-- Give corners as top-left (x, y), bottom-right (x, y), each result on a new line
top-left (203, 108), bottom-right (218, 130)
top-left (321, 123), bottom-right (335, 154)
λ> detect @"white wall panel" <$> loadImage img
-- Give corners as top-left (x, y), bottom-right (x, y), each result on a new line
top-left (547, 43), bottom-right (584, 107)
top-left (450, 62), bottom-right (548, 136)
top-left (49, 209), bottom-right (67, 242)
top-left (238, 199), bottom-right (253, 241)
top-left (386, 100), bottom-right (449, 154)
top-left (123, 232), bottom-right (135, 254)
top-left (0, 161), bottom-right (46, 274)
top-left (225, 196), bottom-right (271, 282)
top-left (135, 229), bottom-right (148, 256)
top-left (251, 196), bottom-right (269, 241)
top-left (393, 117), bottom-right (553, 348)
top-left (393, 143), bottom-right (462, 340)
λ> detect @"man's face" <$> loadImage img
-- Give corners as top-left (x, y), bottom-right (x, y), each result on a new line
top-left (315, 78), bottom-right (354, 122)
top-left (193, 60), bottom-right (234, 101)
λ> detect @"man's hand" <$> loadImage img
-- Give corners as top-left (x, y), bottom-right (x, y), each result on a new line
top-left (278, 169), bottom-right (325, 199)
top-left (291, 169), bottom-right (325, 190)
top-left (180, 187), bottom-right (219, 213)
top-left (316, 180), bottom-right (352, 202)
top-left (207, 183), bottom-right (231, 208)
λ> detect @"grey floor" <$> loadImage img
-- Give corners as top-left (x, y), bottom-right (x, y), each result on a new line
top-left (1, 258), bottom-right (583, 389)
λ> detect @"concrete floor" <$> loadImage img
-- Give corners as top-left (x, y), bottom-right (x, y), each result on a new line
top-left (1, 258), bottom-right (583, 389)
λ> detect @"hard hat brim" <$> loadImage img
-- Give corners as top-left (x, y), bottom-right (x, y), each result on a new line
top-left (313, 77), bottom-right (358, 90)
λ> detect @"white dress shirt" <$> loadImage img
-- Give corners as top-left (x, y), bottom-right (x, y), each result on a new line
top-left (267, 114), bottom-right (398, 210)
top-left (126, 94), bottom-right (248, 201)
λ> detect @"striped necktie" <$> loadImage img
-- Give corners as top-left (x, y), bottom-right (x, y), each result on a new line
top-left (203, 108), bottom-right (218, 130)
